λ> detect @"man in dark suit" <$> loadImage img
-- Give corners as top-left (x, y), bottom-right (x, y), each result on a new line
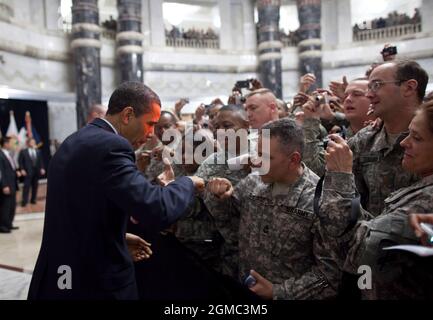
top-left (28, 82), bottom-right (204, 300)
top-left (0, 136), bottom-right (20, 233)
top-left (18, 138), bottom-right (45, 206)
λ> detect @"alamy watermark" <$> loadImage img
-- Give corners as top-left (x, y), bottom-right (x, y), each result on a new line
top-left (57, 265), bottom-right (72, 290)
top-left (357, 265), bottom-right (372, 290)
top-left (159, 123), bottom-right (271, 175)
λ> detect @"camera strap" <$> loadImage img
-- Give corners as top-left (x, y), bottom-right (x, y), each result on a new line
top-left (313, 174), bottom-right (361, 237)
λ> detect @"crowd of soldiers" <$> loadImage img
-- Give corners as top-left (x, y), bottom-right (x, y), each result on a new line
top-left (131, 56), bottom-right (433, 300)
top-left (353, 8), bottom-right (421, 34)
top-left (165, 25), bottom-right (219, 41)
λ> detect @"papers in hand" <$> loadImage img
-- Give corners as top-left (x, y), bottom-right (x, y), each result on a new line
top-left (383, 245), bottom-right (433, 257)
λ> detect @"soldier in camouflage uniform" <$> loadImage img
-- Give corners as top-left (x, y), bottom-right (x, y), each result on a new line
top-left (142, 111), bottom-right (184, 181)
top-left (195, 105), bottom-right (250, 277)
top-left (206, 118), bottom-right (340, 300)
top-left (319, 101), bottom-right (433, 299)
top-left (348, 60), bottom-right (428, 215)
top-left (196, 104), bottom-right (250, 186)
top-left (301, 79), bottom-right (375, 177)
top-left (307, 61), bottom-right (428, 216)
top-left (172, 128), bottom-right (224, 271)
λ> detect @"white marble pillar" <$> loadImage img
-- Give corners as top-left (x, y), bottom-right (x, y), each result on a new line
top-left (141, 0), bottom-right (151, 47)
top-left (336, 0), bottom-right (352, 44)
top-left (321, 0), bottom-right (352, 46)
top-left (243, 0), bottom-right (257, 50)
top-left (231, 0), bottom-right (244, 50)
top-left (149, 0), bottom-right (165, 47)
top-left (11, 0), bottom-right (31, 23)
top-left (47, 101), bottom-right (78, 142)
top-left (218, 0), bottom-right (232, 50)
top-left (29, 0), bottom-right (46, 28)
top-left (421, 0), bottom-right (433, 33)
top-left (44, 0), bottom-right (62, 30)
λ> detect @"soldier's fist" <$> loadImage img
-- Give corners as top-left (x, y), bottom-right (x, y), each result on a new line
top-left (207, 178), bottom-right (233, 199)
top-left (325, 134), bottom-right (353, 173)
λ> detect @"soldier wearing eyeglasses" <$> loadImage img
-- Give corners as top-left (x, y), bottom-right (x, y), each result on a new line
top-left (348, 60), bottom-right (428, 217)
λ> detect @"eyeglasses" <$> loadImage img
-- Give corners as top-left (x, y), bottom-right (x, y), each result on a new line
top-left (367, 80), bottom-right (406, 92)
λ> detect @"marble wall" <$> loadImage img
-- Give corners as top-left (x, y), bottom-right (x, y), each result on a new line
top-left (1, 1), bottom-right (433, 142)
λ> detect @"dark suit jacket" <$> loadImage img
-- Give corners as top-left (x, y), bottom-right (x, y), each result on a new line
top-left (28, 118), bottom-right (195, 300)
top-left (0, 151), bottom-right (18, 193)
top-left (18, 148), bottom-right (44, 177)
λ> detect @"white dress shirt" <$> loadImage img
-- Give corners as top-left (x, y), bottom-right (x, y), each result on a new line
top-left (100, 118), bottom-right (118, 135)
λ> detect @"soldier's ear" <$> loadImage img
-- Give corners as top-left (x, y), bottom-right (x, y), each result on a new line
top-left (289, 151), bottom-right (302, 166)
top-left (402, 79), bottom-right (418, 99)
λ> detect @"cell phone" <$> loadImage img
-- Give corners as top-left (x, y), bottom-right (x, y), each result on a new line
top-left (235, 80), bottom-right (251, 89)
top-left (381, 46), bottom-right (397, 56)
top-left (244, 275), bottom-right (257, 288)
top-left (323, 130), bottom-right (347, 149)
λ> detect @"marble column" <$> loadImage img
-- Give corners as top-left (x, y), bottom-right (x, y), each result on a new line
top-left (421, 0), bottom-right (433, 33)
top-left (297, 0), bottom-right (322, 89)
top-left (322, 0), bottom-right (351, 46)
top-left (71, 0), bottom-right (102, 129)
top-left (218, 0), bottom-right (233, 50)
top-left (257, 0), bottom-right (283, 98)
top-left (243, 0), bottom-right (257, 51)
top-left (141, 0), bottom-right (151, 47)
top-left (117, 0), bottom-right (143, 83)
top-left (336, 0), bottom-right (352, 44)
top-left (149, 0), bottom-right (165, 47)
top-left (44, 0), bottom-right (62, 30)
top-left (29, 0), bottom-right (45, 28)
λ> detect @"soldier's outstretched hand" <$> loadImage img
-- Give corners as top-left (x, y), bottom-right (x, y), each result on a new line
top-left (207, 178), bottom-right (233, 199)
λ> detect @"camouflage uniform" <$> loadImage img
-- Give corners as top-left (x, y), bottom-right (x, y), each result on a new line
top-left (196, 151), bottom-right (249, 277)
top-left (345, 126), bottom-right (355, 140)
top-left (174, 192), bottom-right (224, 272)
top-left (196, 151), bottom-right (250, 186)
top-left (205, 165), bottom-right (340, 300)
top-left (302, 118), bottom-right (355, 178)
top-left (302, 118), bottom-right (326, 177)
top-left (319, 171), bottom-right (433, 299)
top-left (349, 123), bottom-right (419, 216)
top-left (144, 158), bottom-right (185, 182)
top-left (320, 112), bottom-right (349, 133)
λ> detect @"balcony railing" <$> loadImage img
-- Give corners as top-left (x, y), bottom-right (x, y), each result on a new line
top-left (281, 37), bottom-right (297, 47)
top-left (354, 23), bottom-right (422, 42)
top-left (165, 37), bottom-right (220, 49)
top-left (101, 28), bottom-right (115, 40)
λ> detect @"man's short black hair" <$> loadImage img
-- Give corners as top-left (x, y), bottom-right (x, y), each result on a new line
top-left (392, 60), bottom-right (429, 103)
top-left (107, 82), bottom-right (161, 116)
top-left (219, 104), bottom-right (247, 120)
top-left (261, 118), bottom-right (305, 158)
top-left (160, 110), bottom-right (178, 123)
top-left (0, 136), bottom-right (11, 147)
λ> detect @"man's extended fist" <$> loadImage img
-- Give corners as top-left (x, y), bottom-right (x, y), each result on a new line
top-left (187, 176), bottom-right (205, 193)
top-left (207, 178), bottom-right (233, 199)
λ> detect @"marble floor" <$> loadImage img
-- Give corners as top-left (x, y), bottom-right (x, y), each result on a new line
top-left (0, 213), bottom-right (44, 300)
